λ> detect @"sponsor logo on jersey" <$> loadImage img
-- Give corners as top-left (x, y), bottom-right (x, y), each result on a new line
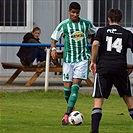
top-left (107, 28), bottom-right (117, 33)
top-left (107, 28), bottom-right (122, 34)
top-left (71, 31), bottom-right (85, 41)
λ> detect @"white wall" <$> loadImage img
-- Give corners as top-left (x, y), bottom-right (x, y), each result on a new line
top-left (0, 0), bottom-right (90, 75)
top-left (0, 0), bottom-right (133, 77)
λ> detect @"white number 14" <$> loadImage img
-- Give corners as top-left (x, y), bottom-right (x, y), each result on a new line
top-left (106, 36), bottom-right (122, 53)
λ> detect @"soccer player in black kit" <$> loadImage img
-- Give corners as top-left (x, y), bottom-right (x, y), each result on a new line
top-left (90, 9), bottom-right (133, 133)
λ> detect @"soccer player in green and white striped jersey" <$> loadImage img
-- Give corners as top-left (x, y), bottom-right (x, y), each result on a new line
top-left (50, 2), bottom-right (97, 125)
top-left (51, 18), bottom-right (96, 63)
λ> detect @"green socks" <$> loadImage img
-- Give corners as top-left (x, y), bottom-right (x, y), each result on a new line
top-left (64, 87), bottom-right (71, 103)
top-left (64, 84), bottom-right (80, 115)
top-left (68, 84), bottom-right (79, 108)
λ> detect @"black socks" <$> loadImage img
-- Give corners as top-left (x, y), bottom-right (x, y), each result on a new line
top-left (91, 108), bottom-right (102, 133)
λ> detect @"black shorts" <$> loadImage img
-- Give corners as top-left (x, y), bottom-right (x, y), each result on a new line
top-left (92, 72), bottom-right (132, 98)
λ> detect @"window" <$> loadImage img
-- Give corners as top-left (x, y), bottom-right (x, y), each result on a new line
top-left (0, 0), bottom-right (33, 33)
top-left (93, 0), bottom-right (133, 28)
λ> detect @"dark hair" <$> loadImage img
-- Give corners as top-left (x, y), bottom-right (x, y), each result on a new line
top-left (32, 27), bottom-right (41, 33)
top-left (69, 2), bottom-right (81, 10)
top-left (108, 9), bottom-right (122, 23)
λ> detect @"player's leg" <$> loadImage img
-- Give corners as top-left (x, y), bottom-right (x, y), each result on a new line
top-left (123, 95), bottom-right (133, 119)
top-left (62, 82), bottom-right (73, 125)
top-left (62, 80), bottom-right (82, 125)
top-left (91, 98), bottom-right (104, 133)
top-left (91, 73), bottom-right (112, 133)
top-left (62, 60), bottom-right (88, 125)
top-left (63, 62), bottom-right (73, 103)
top-left (64, 86), bottom-right (71, 103)
top-left (63, 60), bottom-right (88, 106)
top-left (67, 78), bottom-right (81, 112)
top-left (62, 62), bottom-right (73, 125)
top-left (114, 73), bottom-right (133, 120)
top-left (67, 60), bottom-right (89, 113)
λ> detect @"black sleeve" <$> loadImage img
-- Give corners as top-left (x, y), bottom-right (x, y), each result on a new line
top-left (94, 28), bottom-right (103, 43)
top-left (128, 32), bottom-right (133, 53)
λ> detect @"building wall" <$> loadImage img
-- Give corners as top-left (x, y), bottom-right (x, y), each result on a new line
top-left (0, 0), bottom-right (90, 75)
top-left (0, 0), bottom-right (133, 76)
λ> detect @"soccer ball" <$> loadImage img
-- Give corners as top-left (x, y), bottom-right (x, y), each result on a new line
top-left (68, 111), bottom-right (84, 125)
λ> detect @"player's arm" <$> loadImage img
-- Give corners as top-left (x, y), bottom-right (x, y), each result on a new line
top-left (88, 22), bottom-right (97, 44)
top-left (89, 22), bottom-right (97, 35)
top-left (50, 23), bottom-right (63, 59)
top-left (50, 40), bottom-right (57, 59)
top-left (90, 40), bottom-right (99, 75)
top-left (127, 32), bottom-right (133, 53)
top-left (88, 33), bottom-right (95, 44)
top-left (91, 40), bottom-right (99, 63)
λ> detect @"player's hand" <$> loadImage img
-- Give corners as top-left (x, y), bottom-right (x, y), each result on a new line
top-left (51, 50), bottom-right (57, 59)
top-left (89, 62), bottom-right (96, 75)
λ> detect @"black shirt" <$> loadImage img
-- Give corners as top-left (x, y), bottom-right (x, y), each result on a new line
top-left (94, 25), bottom-right (133, 74)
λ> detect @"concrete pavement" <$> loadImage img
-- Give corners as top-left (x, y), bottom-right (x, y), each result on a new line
top-left (0, 75), bottom-right (133, 94)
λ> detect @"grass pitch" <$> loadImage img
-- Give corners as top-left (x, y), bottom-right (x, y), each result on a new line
top-left (0, 90), bottom-right (133, 133)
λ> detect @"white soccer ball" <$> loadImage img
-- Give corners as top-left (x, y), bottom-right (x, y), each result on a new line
top-left (68, 111), bottom-right (84, 125)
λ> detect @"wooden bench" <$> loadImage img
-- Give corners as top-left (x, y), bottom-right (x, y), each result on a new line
top-left (1, 49), bottom-right (93, 88)
top-left (127, 64), bottom-right (133, 75)
top-left (1, 62), bottom-right (62, 86)
top-left (1, 49), bottom-right (94, 89)
top-left (1, 62), bottom-right (133, 87)
top-left (1, 62), bottom-right (93, 87)
top-left (1, 47), bottom-right (132, 89)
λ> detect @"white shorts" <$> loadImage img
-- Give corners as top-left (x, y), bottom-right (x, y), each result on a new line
top-left (63, 60), bottom-right (89, 82)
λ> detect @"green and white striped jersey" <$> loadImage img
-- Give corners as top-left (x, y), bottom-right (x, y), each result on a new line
top-left (51, 18), bottom-right (97, 63)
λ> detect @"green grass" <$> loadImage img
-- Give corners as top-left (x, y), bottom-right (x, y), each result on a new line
top-left (0, 90), bottom-right (133, 133)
